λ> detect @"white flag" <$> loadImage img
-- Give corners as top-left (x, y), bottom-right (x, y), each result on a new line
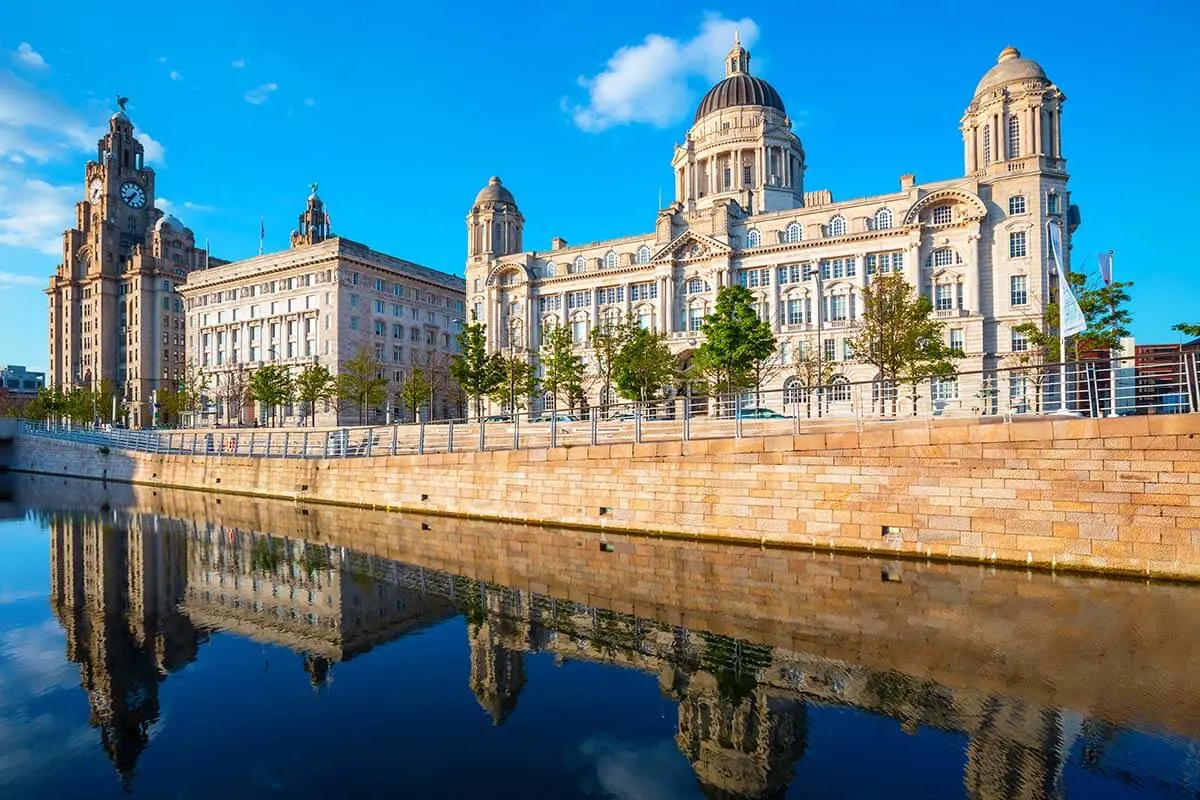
top-left (1097, 252), bottom-right (1113, 286)
top-left (1048, 221), bottom-right (1085, 337)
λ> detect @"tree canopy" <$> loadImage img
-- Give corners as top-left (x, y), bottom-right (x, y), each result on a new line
top-left (490, 352), bottom-right (539, 414)
top-left (249, 364), bottom-right (294, 426)
top-left (449, 319), bottom-right (503, 418)
top-left (540, 324), bottom-right (586, 412)
top-left (337, 346), bottom-right (387, 424)
top-left (613, 325), bottom-right (676, 405)
top-left (293, 363), bottom-right (336, 426)
top-left (691, 285), bottom-right (777, 399)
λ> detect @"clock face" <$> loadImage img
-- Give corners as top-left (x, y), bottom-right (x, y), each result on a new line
top-left (119, 181), bottom-right (146, 209)
top-left (88, 179), bottom-right (103, 204)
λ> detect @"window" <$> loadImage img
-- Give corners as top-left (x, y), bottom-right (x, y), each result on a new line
top-left (1011, 328), bottom-right (1030, 352)
top-left (935, 283), bottom-right (953, 311)
top-left (350, 294), bottom-right (359, 308)
top-left (685, 277), bottom-right (710, 294)
top-left (742, 164), bottom-right (753, 187)
top-left (1009, 231), bottom-right (1027, 258)
top-left (737, 268), bottom-right (769, 289)
top-left (829, 377), bottom-right (851, 402)
top-left (932, 248), bottom-right (955, 268)
top-left (374, 299), bottom-right (385, 314)
top-left (637, 308), bottom-right (652, 330)
top-left (571, 318), bottom-right (587, 343)
top-left (746, 229), bottom-right (761, 248)
top-left (830, 295), bottom-right (848, 321)
top-left (538, 296), bottom-right (562, 313)
top-left (778, 264), bottom-right (801, 285)
top-left (1047, 193), bottom-right (1060, 214)
top-left (823, 339), bottom-right (836, 362)
top-left (786, 298), bottom-right (802, 325)
top-left (392, 323), bottom-right (403, 339)
top-left (1007, 115), bottom-right (1020, 159)
top-left (374, 320), bottom-right (386, 336)
top-left (1010, 275), bottom-right (1028, 306)
top-left (374, 278), bottom-right (385, 292)
top-left (687, 306), bottom-right (704, 331)
top-left (828, 215), bottom-right (846, 237)
top-left (567, 290), bottom-right (590, 309)
top-left (983, 124), bottom-right (992, 166)
top-left (874, 208), bottom-right (893, 230)
top-left (949, 328), bottom-right (964, 352)
top-left (350, 316), bottom-right (360, 331)
top-left (571, 256), bottom-right (586, 274)
top-left (784, 222), bottom-right (802, 243)
top-left (597, 285), bottom-right (624, 305)
top-left (1008, 195), bottom-right (1027, 215)
top-left (931, 376), bottom-right (959, 402)
top-left (629, 282), bottom-right (657, 301)
top-left (932, 205), bottom-right (953, 225)
top-left (603, 251), bottom-right (618, 269)
top-left (392, 345), bottom-right (403, 362)
top-left (783, 378), bottom-right (805, 405)
top-left (823, 257), bottom-right (855, 279)
top-left (635, 246), bottom-right (651, 265)
top-left (542, 261), bottom-right (556, 278)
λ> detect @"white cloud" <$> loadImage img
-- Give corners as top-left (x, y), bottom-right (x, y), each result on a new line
top-left (577, 735), bottom-right (695, 799)
top-left (568, 14), bottom-right (759, 132)
top-left (231, 58), bottom-right (246, 68)
top-left (0, 169), bottom-right (76, 255)
top-left (13, 43), bottom-right (47, 70)
top-left (157, 197), bottom-right (175, 214)
top-left (0, 74), bottom-right (98, 162)
top-left (140, 131), bottom-right (166, 165)
top-left (303, 97), bottom-right (316, 107)
top-left (183, 201), bottom-right (214, 212)
top-left (169, 70), bottom-right (183, 81)
top-left (0, 271), bottom-right (44, 288)
top-left (244, 82), bottom-right (278, 105)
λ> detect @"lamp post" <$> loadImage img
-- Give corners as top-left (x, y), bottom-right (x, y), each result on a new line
top-left (803, 266), bottom-right (824, 417)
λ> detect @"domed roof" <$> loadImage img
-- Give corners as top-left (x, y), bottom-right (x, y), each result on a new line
top-left (110, 109), bottom-right (130, 123)
top-left (974, 46), bottom-right (1048, 96)
top-left (155, 213), bottom-right (185, 233)
top-left (474, 176), bottom-right (516, 207)
top-left (694, 73), bottom-right (786, 123)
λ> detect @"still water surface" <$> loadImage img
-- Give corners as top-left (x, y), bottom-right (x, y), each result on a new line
top-left (0, 473), bottom-right (1198, 798)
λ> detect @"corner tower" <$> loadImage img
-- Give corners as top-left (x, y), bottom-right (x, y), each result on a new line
top-left (290, 183), bottom-right (330, 248)
top-left (673, 35), bottom-right (805, 215)
top-left (466, 177), bottom-right (523, 266)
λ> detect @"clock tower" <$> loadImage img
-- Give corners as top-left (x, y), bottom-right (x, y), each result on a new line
top-left (47, 99), bottom-right (222, 427)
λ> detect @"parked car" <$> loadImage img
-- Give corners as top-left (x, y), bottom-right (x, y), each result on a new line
top-left (483, 414), bottom-right (513, 423)
top-left (532, 413), bottom-right (580, 424)
top-left (608, 411), bottom-right (640, 421)
top-left (738, 407), bottom-right (786, 419)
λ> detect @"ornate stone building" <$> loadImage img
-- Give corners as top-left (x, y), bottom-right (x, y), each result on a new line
top-left (180, 189), bottom-right (466, 426)
top-left (45, 102), bottom-right (226, 427)
top-left (465, 43), bottom-right (1076, 413)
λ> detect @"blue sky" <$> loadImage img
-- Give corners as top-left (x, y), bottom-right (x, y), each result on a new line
top-left (0, 0), bottom-right (1197, 372)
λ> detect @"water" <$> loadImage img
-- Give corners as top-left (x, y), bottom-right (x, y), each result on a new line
top-left (1, 473), bottom-right (1198, 799)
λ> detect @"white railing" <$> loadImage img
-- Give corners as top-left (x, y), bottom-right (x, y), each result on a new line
top-left (18, 354), bottom-right (1198, 458)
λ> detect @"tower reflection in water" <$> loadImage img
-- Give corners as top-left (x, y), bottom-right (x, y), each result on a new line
top-left (42, 505), bottom-right (1195, 800)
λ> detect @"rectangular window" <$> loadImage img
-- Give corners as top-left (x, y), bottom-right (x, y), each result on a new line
top-left (742, 165), bottom-right (753, 187)
top-left (687, 307), bottom-right (703, 332)
top-left (392, 323), bottom-right (403, 339)
top-left (777, 264), bottom-right (801, 285)
top-left (538, 296), bottom-right (562, 313)
top-left (629, 282), bottom-right (658, 301)
top-left (1010, 275), bottom-right (1028, 306)
top-left (830, 295), bottom-right (848, 321)
top-left (375, 278), bottom-right (385, 292)
top-left (374, 300), bottom-right (384, 314)
top-left (597, 286), bottom-right (624, 305)
top-left (865, 255), bottom-right (877, 276)
top-left (949, 328), bottom-right (964, 352)
top-left (935, 284), bottom-right (953, 311)
top-left (737, 268), bottom-right (769, 288)
top-left (1011, 329), bottom-right (1030, 352)
top-left (350, 316), bottom-right (359, 331)
top-left (1047, 193), bottom-right (1060, 214)
top-left (571, 319), bottom-right (586, 343)
top-left (1009, 231), bottom-right (1027, 258)
top-left (843, 339), bottom-right (853, 361)
top-left (567, 290), bottom-right (591, 309)
top-left (823, 339), bottom-right (836, 362)
top-left (931, 376), bottom-right (959, 402)
top-left (1008, 195), bottom-right (1027, 215)
top-left (786, 298), bottom-right (802, 325)
top-left (932, 205), bottom-right (953, 225)
top-left (392, 345), bottom-right (403, 362)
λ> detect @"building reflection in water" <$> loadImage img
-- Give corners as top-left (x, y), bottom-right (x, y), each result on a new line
top-left (42, 506), bottom-right (1193, 799)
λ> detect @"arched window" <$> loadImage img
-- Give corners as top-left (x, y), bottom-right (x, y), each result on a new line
top-left (784, 222), bottom-right (802, 243)
top-left (603, 251), bottom-right (618, 269)
top-left (635, 245), bottom-right (650, 265)
top-left (571, 256), bottom-right (586, 274)
top-left (746, 229), bottom-right (761, 248)
top-left (828, 215), bottom-right (846, 237)
top-left (1007, 115), bottom-right (1020, 159)
top-left (783, 377), bottom-right (806, 405)
top-left (828, 376), bottom-right (851, 403)
top-left (873, 208), bottom-right (893, 231)
top-left (542, 261), bottom-right (556, 278)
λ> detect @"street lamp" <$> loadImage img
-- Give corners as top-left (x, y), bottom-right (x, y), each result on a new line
top-left (803, 266), bottom-right (825, 417)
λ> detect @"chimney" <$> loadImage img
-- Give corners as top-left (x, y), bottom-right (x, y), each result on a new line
top-left (900, 173), bottom-right (916, 191)
top-left (551, 237), bottom-right (567, 250)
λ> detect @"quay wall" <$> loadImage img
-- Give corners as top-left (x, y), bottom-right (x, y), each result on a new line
top-left (7, 414), bottom-right (1200, 580)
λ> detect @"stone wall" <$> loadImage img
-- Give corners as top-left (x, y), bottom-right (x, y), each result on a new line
top-left (7, 414), bottom-right (1200, 580)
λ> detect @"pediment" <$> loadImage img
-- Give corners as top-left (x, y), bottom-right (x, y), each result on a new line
top-left (650, 230), bottom-right (730, 263)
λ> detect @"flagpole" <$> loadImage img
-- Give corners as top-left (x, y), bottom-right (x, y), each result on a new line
top-left (259, 216), bottom-right (265, 256)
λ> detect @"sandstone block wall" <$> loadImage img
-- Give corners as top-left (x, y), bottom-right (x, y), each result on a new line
top-left (8, 414), bottom-right (1200, 580)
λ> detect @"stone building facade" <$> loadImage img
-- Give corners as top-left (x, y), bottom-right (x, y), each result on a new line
top-left (465, 43), bottom-right (1076, 414)
top-left (45, 103), bottom-right (226, 427)
top-left (180, 191), bottom-right (466, 427)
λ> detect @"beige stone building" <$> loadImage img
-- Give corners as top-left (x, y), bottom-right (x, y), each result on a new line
top-left (180, 190), bottom-right (466, 426)
top-left (45, 102), bottom-right (227, 428)
top-left (466, 43), bottom-right (1075, 414)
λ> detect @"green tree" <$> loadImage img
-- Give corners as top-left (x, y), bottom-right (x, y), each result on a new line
top-left (399, 367), bottom-right (433, 422)
top-left (449, 320), bottom-right (503, 419)
top-left (848, 273), bottom-right (962, 415)
top-left (591, 317), bottom-right (635, 410)
top-left (1067, 273), bottom-right (1133, 356)
top-left (490, 352), bottom-right (539, 415)
top-left (293, 363), bottom-right (336, 427)
top-left (540, 324), bottom-right (586, 413)
top-left (691, 285), bottom-right (776, 413)
top-left (26, 386), bottom-right (67, 421)
top-left (337, 346), bottom-right (388, 424)
top-left (249, 364), bottom-right (294, 426)
top-left (1174, 323), bottom-right (1200, 338)
top-left (613, 326), bottom-right (675, 408)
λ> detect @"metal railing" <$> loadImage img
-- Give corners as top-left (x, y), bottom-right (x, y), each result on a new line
top-left (19, 354), bottom-right (1198, 459)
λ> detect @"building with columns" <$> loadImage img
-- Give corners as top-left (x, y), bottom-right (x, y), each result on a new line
top-left (45, 102), bottom-right (227, 427)
top-left (180, 189), bottom-right (466, 426)
top-left (465, 43), bottom-right (1076, 413)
